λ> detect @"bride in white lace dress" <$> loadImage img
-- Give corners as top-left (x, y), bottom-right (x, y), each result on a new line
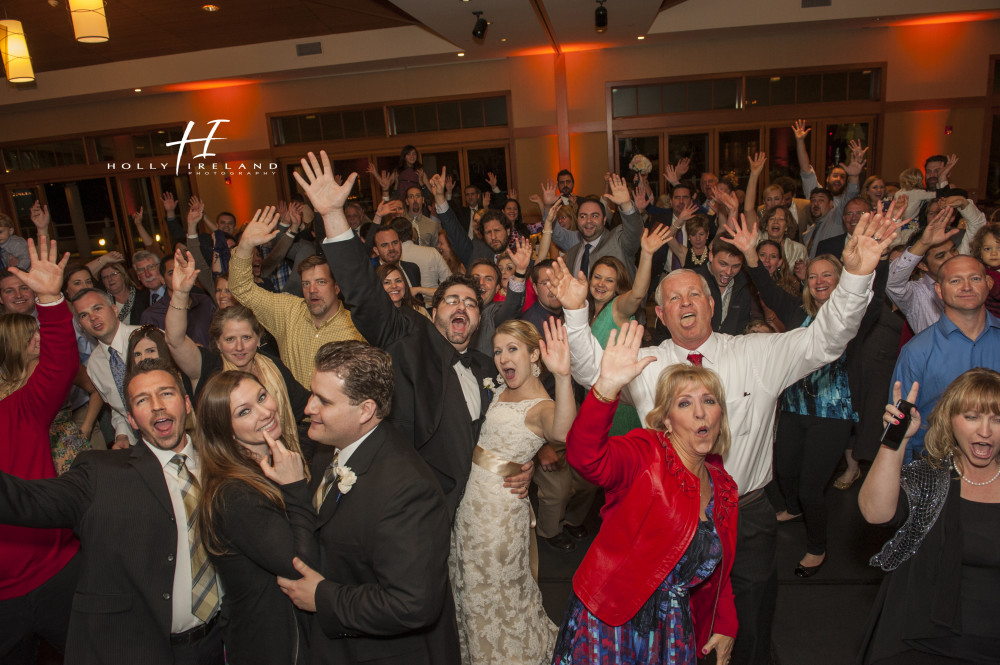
top-left (450, 318), bottom-right (577, 665)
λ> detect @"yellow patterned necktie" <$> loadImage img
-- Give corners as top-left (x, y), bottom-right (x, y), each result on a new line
top-left (170, 454), bottom-right (221, 622)
top-left (313, 449), bottom-right (340, 513)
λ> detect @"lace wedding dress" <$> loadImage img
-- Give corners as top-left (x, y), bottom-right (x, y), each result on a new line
top-left (450, 390), bottom-right (557, 665)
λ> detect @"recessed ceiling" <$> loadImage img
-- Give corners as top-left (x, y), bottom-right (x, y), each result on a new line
top-left (0, 0), bottom-right (417, 74)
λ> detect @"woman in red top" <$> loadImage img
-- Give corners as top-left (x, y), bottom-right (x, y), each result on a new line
top-left (552, 321), bottom-right (739, 665)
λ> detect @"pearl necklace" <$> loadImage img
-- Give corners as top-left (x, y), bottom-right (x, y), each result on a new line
top-left (952, 458), bottom-right (1000, 486)
top-left (689, 248), bottom-right (709, 266)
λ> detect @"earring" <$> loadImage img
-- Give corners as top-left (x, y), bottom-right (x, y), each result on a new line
top-left (496, 373), bottom-right (506, 385)
top-left (532, 363), bottom-right (541, 378)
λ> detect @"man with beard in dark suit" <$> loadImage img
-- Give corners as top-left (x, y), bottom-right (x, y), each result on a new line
top-left (287, 150), bottom-right (532, 518)
top-left (278, 340), bottom-right (456, 665)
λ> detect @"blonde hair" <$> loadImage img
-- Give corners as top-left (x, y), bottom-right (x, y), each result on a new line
top-left (644, 365), bottom-right (731, 458)
top-left (898, 167), bottom-right (924, 191)
top-left (493, 319), bottom-right (541, 358)
top-left (0, 313), bottom-right (37, 398)
top-left (923, 368), bottom-right (1000, 469)
top-left (802, 254), bottom-right (843, 317)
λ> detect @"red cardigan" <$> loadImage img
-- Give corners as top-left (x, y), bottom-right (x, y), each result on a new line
top-left (0, 300), bottom-right (80, 600)
top-left (566, 391), bottom-right (739, 648)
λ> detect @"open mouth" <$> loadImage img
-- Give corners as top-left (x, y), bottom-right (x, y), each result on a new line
top-left (696, 426), bottom-right (710, 436)
top-left (970, 442), bottom-right (994, 460)
top-left (501, 366), bottom-right (516, 381)
top-left (153, 417), bottom-right (175, 437)
top-left (257, 416), bottom-right (280, 434)
top-left (451, 314), bottom-right (468, 333)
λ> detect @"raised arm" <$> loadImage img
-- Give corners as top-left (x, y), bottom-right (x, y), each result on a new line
top-left (603, 173), bottom-right (643, 259)
top-left (184, 203), bottom-right (215, 294)
top-left (550, 256), bottom-right (605, 388)
top-left (164, 248), bottom-right (205, 381)
top-left (229, 208), bottom-right (296, 340)
top-left (131, 207), bottom-right (164, 258)
top-left (613, 224), bottom-right (674, 325)
top-left (792, 119), bottom-right (812, 177)
top-left (535, 318), bottom-right (577, 444)
top-left (744, 152), bottom-right (767, 220)
top-left (428, 169), bottom-right (474, 267)
top-left (859, 381), bottom-right (919, 524)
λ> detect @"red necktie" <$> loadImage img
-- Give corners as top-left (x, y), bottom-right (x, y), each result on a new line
top-left (687, 353), bottom-right (703, 366)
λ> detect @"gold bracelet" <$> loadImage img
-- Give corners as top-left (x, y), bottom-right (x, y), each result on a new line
top-left (169, 304), bottom-right (188, 311)
top-left (591, 385), bottom-right (617, 404)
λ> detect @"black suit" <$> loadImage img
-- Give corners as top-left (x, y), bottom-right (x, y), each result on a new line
top-left (815, 233), bottom-right (847, 260)
top-left (694, 264), bottom-right (755, 336)
top-left (308, 427), bottom-right (458, 665)
top-left (322, 237), bottom-right (493, 518)
top-left (373, 257), bottom-right (421, 288)
top-left (0, 443), bottom-right (221, 665)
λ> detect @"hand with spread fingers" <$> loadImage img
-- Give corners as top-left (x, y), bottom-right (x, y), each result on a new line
top-left (841, 210), bottom-right (905, 276)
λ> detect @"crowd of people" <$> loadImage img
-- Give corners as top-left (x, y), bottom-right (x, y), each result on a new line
top-left (0, 122), bottom-right (998, 665)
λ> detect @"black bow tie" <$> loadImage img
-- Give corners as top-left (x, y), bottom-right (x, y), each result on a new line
top-left (455, 353), bottom-right (474, 369)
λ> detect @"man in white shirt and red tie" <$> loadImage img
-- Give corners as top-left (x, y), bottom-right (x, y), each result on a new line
top-left (556, 210), bottom-right (901, 665)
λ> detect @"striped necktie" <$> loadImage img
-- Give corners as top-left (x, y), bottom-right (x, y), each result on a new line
top-left (169, 454), bottom-right (221, 622)
top-left (108, 348), bottom-right (127, 408)
top-left (313, 449), bottom-right (340, 513)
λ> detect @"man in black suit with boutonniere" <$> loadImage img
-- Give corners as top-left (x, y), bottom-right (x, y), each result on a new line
top-left (255, 150), bottom-right (532, 519)
top-left (278, 340), bottom-right (457, 665)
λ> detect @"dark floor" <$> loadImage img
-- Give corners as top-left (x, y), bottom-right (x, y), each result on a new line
top-left (33, 474), bottom-right (890, 665)
top-left (536, 476), bottom-right (895, 665)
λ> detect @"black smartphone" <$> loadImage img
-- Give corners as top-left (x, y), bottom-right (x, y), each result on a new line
top-left (881, 399), bottom-right (915, 449)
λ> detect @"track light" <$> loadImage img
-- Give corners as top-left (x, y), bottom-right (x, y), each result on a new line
top-left (595, 0), bottom-right (608, 33)
top-left (472, 11), bottom-right (488, 40)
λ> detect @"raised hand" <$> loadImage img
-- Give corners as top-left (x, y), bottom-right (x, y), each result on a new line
top-left (722, 213), bottom-right (759, 262)
top-left (507, 187), bottom-right (518, 201)
top-left (550, 257), bottom-right (589, 311)
top-left (259, 428), bottom-right (305, 485)
top-left (482, 190), bottom-right (491, 208)
top-left (917, 206), bottom-right (958, 250)
top-left (485, 171), bottom-right (499, 190)
top-left (603, 173), bottom-right (632, 208)
top-left (293, 151), bottom-right (358, 216)
top-left (428, 167), bottom-right (447, 205)
top-left (677, 201), bottom-right (699, 223)
top-left (287, 201), bottom-right (304, 232)
top-left (842, 143), bottom-right (868, 177)
top-left (416, 168), bottom-right (428, 188)
top-left (538, 317), bottom-right (571, 377)
top-left (841, 211), bottom-right (904, 276)
top-left (713, 186), bottom-right (740, 218)
top-left (29, 200), bottom-right (51, 233)
top-left (507, 236), bottom-right (532, 274)
top-left (541, 178), bottom-right (559, 206)
top-left (187, 196), bottom-right (205, 228)
top-left (171, 248), bottom-right (201, 295)
top-left (792, 119), bottom-right (811, 141)
top-left (675, 156), bottom-right (691, 178)
top-left (238, 206), bottom-right (281, 249)
top-left (333, 174), bottom-right (344, 187)
top-left (161, 191), bottom-right (178, 215)
top-left (9, 238), bottom-right (69, 303)
top-left (367, 162), bottom-right (392, 190)
top-left (445, 174), bottom-right (457, 198)
top-left (594, 321), bottom-right (655, 396)
top-left (663, 162), bottom-right (680, 185)
top-left (748, 152), bottom-right (767, 176)
top-left (132, 207), bottom-right (145, 227)
top-left (640, 224), bottom-right (675, 256)
top-left (885, 380), bottom-right (921, 443)
top-left (940, 154), bottom-right (959, 181)
top-left (276, 200), bottom-right (290, 224)
top-left (633, 178), bottom-right (653, 213)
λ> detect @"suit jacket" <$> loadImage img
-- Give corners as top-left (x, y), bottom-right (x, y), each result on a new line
top-left (122, 287), bottom-right (151, 325)
top-left (374, 257), bottom-right (421, 290)
top-left (0, 443), bottom-right (196, 665)
top-left (561, 207), bottom-right (645, 280)
top-left (322, 237), bottom-right (493, 518)
top-left (815, 233), bottom-right (848, 260)
top-left (694, 264), bottom-right (754, 336)
top-left (308, 428), bottom-right (458, 665)
top-left (87, 323), bottom-right (141, 445)
top-left (438, 205), bottom-right (498, 266)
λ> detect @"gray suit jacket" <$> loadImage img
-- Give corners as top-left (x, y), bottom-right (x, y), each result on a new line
top-left (557, 207), bottom-right (645, 279)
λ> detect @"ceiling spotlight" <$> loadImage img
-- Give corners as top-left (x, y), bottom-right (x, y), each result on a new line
top-left (595, 0), bottom-right (608, 33)
top-left (637, 35), bottom-right (645, 40)
top-left (472, 11), bottom-right (488, 40)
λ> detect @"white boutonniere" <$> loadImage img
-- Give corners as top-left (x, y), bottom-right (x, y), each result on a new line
top-left (335, 466), bottom-right (357, 494)
top-left (482, 377), bottom-right (498, 391)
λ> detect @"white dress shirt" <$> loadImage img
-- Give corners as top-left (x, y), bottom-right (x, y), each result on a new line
top-left (146, 436), bottom-right (206, 634)
top-left (564, 270), bottom-right (874, 495)
top-left (87, 322), bottom-right (141, 444)
top-left (454, 354), bottom-right (481, 420)
top-left (336, 426), bottom-right (378, 469)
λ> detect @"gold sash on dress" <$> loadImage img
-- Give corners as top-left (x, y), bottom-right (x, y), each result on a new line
top-left (471, 445), bottom-right (540, 582)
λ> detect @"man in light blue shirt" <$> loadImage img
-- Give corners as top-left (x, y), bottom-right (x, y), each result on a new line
top-left (890, 255), bottom-right (1000, 460)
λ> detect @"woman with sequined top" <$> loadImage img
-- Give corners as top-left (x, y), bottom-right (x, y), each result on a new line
top-left (857, 369), bottom-right (1000, 664)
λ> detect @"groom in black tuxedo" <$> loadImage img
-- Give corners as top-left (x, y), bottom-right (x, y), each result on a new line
top-left (278, 341), bottom-right (456, 665)
top-left (276, 150), bottom-right (531, 518)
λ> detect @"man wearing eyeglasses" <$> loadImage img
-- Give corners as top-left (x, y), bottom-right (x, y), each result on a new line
top-left (288, 150), bottom-right (532, 521)
top-left (815, 197), bottom-right (871, 259)
top-left (132, 251), bottom-right (166, 306)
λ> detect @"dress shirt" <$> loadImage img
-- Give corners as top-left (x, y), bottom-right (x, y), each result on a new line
top-left (564, 270), bottom-right (874, 494)
top-left (572, 238), bottom-right (601, 277)
top-left (146, 436), bottom-right (206, 634)
top-left (719, 280), bottom-right (734, 323)
top-left (227, 253), bottom-right (364, 387)
top-left (454, 354), bottom-right (481, 420)
top-left (801, 169), bottom-right (859, 254)
top-left (149, 285), bottom-right (166, 304)
top-left (400, 241), bottom-right (451, 304)
top-left (89, 323), bottom-right (141, 444)
top-left (890, 312), bottom-right (1000, 460)
top-left (885, 251), bottom-right (942, 334)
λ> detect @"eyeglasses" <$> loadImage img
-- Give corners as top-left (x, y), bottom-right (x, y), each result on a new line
top-left (442, 295), bottom-right (479, 309)
top-left (135, 265), bottom-right (159, 274)
top-left (102, 270), bottom-right (121, 278)
top-left (843, 211), bottom-right (866, 219)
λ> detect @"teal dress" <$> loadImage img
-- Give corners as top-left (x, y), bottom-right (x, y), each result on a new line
top-left (590, 298), bottom-right (643, 435)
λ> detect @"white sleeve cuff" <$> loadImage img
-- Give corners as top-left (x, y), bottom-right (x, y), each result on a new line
top-left (435, 202), bottom-right (450, 215)
top-left (321, 228), bottom-right (356, 244)
top-left (36, 295), bottom-right (66, 307)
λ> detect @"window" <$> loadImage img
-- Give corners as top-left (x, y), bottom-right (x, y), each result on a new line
top-left (612, 78), bottom-right (740, 118)
top-left (387, 96), bottom-right (508, 135)
top-left (271, 107), bottom-right (387, 145)
top-left (2, 139), bottom-right (87, 173)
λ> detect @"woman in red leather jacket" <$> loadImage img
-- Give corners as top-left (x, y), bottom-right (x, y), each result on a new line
top-left (552, 321), bottom-right (739, 665)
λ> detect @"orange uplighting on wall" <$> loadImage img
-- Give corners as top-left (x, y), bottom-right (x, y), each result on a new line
top-left (163, 79), bottom-right (256, 93)
top-left (887, 10), bottom-right (1000, 27)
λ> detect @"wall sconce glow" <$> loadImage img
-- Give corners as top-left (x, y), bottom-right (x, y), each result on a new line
top-left (637, 35), bottom-right (645, 40)
top-left (0, 20), bottom-right (35, 83)
top-left (98, 238), bottom-right (106, 247)
top-left (133, 88), bottom-right (142, 93)
top-left (154, 234), bottom-right (161, 242)
top-left (68, 0), bottom-right (110, 43)
top-left (457, 52), bottom-right (465, 57)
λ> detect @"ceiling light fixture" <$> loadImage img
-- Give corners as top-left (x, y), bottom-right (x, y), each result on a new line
top-left (68, 0), bottom-right (109, 43)
top-left (500, 37), bottom-right (507, 42)
top-left (0, 20), bottom-right (35, 83)
top-left (637, 35), bottom-right (645, 40)
top-left (134, 88), bottom-right (141, 92)
top-left (472, 11), bottom-right (488, 40)
top-left (202, 4), bottom-right (220, 11)
top-left (457, 52), bottom-right (465, 57)
top-left (595, 0), bottom-right (608, 33)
